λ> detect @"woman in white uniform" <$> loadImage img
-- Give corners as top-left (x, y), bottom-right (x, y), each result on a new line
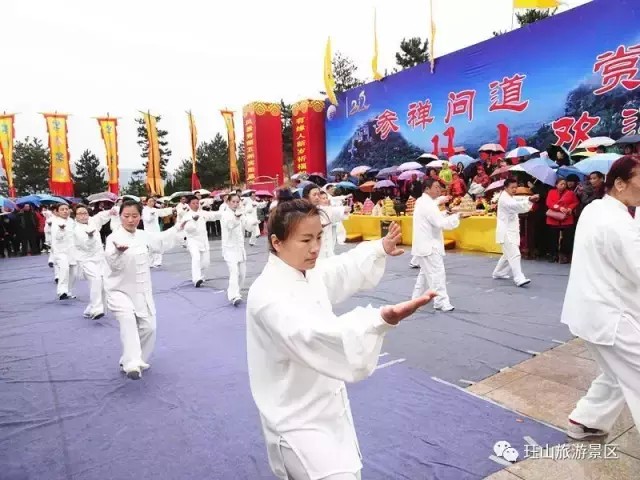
top-left (562, 155), bottom-right (640, 439)
top-left (246, 198), bottom-right (435, 480)
top-left (243, 192), bottom-right (267, 246)
top-left (104, 200), bottom-right (182, 380)
top-left (302, 183), bottom-right (350, 259)
top-left (142, 197), bottom-right (175, 267)
top-left (221, 193), bottom-right (248, 305)
top-left (43, 207), bottom-right (59, 280)
top-left (73, 205), bottom-right (113, 319)
top-left (51, 203), bottom-right (77, 300)
top-left (182, 195), bottom-right (221, 287)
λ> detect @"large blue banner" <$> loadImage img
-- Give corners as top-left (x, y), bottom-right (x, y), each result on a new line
top-left (325, 0), bottom-right (640, 170)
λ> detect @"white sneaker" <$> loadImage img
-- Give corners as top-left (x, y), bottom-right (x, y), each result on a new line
top-left (516, 279), bottom-right (531, 287)
top-left (410, 263), bottom-right (419, 269)
top-left (492, 274), bottom-right (510, 280)
top-left (232, 297), bottom-right (242, 307)
top-left (566, 420), bottom-right (608, 440)
top-left (435, 304), bottom-right (455, 312)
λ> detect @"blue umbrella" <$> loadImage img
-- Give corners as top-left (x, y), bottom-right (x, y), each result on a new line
top-left (575, 153), bottom-right (622, 175)
top-left (336, 181), bottom-right (357, 190)
top-left (519, 157), bottom-right (557, 186)
top-left (0, 196), bottom-right (16, 210)
top-left (16, 193), bottom-right (68, 206)
top-left (506, 146), bottom-right (539, 159)
top-left (557, 166), bottom-right (587, 181)
top-left (329, 167), bottom-right (345, 174)
top-left (449, 154), bottom-right (477, 169)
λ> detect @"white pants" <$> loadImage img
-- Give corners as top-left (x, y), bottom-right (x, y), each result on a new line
top-left (336, 222), bottom-right (347, 246)
top-left (79, 260), bottom-right (105, 316)
top-left (188, 245), bottom-right (210, 284)
top-left (249, 224), bottom-right (260, 246)
top-left (493, 241), bottom-right (526, 284)
top-left (281, 442), bottom-right (361, 480)
top-left (411, 254), bottom-right (452, 309)
top-left (56, 255), bottom-right (76, 296)
top-left (116, 310), bottom-right (156, 373)
top-left (150, 252), bottom-right (162, 267)
top-left (409, 255), bottom-right (419, 267)
top-left (226, 260), bottom-right (246, 301)
top-left (569, 316), bottom-right (640, 432)
top-left (44, 231), bottom-right (51, 247)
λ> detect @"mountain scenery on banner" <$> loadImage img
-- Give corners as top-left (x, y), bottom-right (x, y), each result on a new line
top-left (325, 0), bottom-right (640, 170)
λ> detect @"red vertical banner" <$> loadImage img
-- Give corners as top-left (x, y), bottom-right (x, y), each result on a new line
top-left (242, 102), bottom-right (283, 187)
top-left (292, 100), bottom-right (326, 175)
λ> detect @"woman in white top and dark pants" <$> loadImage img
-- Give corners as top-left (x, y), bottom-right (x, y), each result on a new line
top-left (562, 155), bottom-right (640, 439)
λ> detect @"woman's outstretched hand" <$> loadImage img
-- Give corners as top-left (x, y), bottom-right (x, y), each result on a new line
top-left (382, 222), bottom-right (404, 256)
top-left (381, 291), bottom-right (437, 325)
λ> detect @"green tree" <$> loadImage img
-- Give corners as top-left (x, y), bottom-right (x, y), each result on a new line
top-left (237, 139), bottom-right (246, 181)
top-left (196, 134), bottom-right (230, 188)
top-left (332, 51), bottom-right (365, 93)
top-left (135, 115), bottom-right (172, 179)
top-left (74, 149), bottom-right (107, 198)
top-left (395, 37), bottom-right (429, 70)
top-left (13, 137), bottom-right (50, 195)
top-left (280, 100), bottom-right (293, 174)
top-left (122, 171), bottom-right (147, 197)
top-left (494, 8), bottom-right (556, 36)
top-left (0, 176), bottom-right (8, 196)
top-left (167, 158), bottom-right (194, 193)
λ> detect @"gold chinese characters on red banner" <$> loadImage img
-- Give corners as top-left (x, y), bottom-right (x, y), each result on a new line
top-left (242, 102), bottom-right (283, 187)
top-left (292, 100), bottom-right (326, 175)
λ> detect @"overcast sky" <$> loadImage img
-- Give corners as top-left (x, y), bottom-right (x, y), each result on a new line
top-left (4, 0), bottom-right (590, 173)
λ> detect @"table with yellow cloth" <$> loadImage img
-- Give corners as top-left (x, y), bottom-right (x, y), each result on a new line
top-left (342, 215), bottom-right (501, 254)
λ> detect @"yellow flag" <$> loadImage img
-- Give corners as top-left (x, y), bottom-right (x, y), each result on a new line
top-left (324, 37), bottom-right (338, 106)
top-left (143, 111), bottom-right (164, 196)
top-left (513, 0), bottom-right (560, 8)
top-left (429, 0), bottom-right (436, 73)
top-left (372, 10), bottom-right (383, 81)
top-left (43, 113), bottom-right (74, 196)
top-left (0, 114), bottom-right (16, 197)
top-left (221, 110), bottom-right (240, 185)
top-left (187, 111), bottom-right (197, 175)
top-left (97, 117), bottom-right (119, 195)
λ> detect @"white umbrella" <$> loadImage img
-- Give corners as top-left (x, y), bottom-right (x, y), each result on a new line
top-left (417, 153), bottom-right (439, 162)
top-left (506, 146), bottom-right (539, 159)
top-left (398, 161), bottom-right (423, 171)
top-left (350, 165), bottom-right (371, 176)
top-left (170, 191), bottom-right (192, 200)
top-left (426, 160), bottom-right (447, 168)
top-left (576, 136), bottom-right (615, 149)
top-left (193, 188), bottom-right (210, 196)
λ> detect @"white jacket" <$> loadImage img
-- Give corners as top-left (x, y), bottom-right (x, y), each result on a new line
top-left (73, 211), bottom-right (111, 263)
top-left (221, 209), bottom-right (248, 263)
top-left (247, 240), bottom-right (392, 479)
top-left (411, 194), bottom-right (460, 257)
top-left (109, 205), bottom-right (121, 232)
top-left (561, 195), bottom-right (640, 345)
top-left (318, 205), bottom-right (349, 259)
top-left (183, 209), bottom-right (221, 252)
top-left (142, 206), bottom-right (174, 233)
top-left (495, 192), bottom-right (534, 244)
top-left (104, 227), bottom-right (180, 317)
top-left (51, 217), bottom-right (77, 264)
top-left (242, 199), bottom-right (266, 230)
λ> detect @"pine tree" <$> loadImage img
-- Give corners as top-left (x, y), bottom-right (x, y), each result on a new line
top-left (168, 158), bottom-right (195, 193)
top-left (13, 137), bottom-right (50, 195)
top-left (74, 149), bottom-right (107, 198)
top-left (135, 115), bottom-right (172, 179)
top-left (237, 139), bottom-right (246, 182)
top-left (332, 52), bottom-right (365, 93)
top-left (196, 134), bottom-right (230, 188)
top-left (395, 37), bottom-right (429, 70)
top-left (494, 8), bottom-right (555, 36)
top-left (122, 172), bottom-right (147, 197)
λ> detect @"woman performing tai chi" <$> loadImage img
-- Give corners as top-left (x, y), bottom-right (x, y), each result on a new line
top-left (246, 199), bottom-right (435, 480)
top-left (221, 193), bottom-right (249, 305)
top-left (182, 195), bottom-right (221, 287)
top-left (51, 203), bottom-right (77, 300)
top-left (104, 200), bottom-right (183, 380)
top-left (73, 204), bottom-right (113, 319)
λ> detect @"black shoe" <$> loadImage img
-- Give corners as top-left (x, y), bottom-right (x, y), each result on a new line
top-left (195, 279), bottom-right (203, 288)
top-left (126, 370), bottom-right (141, 380)
top-left (59, 293), bottom-right (68, 300)
top-left (48, 262), bottom-right (54, 268)
top-left (91, 313), bottom-right (105, 320)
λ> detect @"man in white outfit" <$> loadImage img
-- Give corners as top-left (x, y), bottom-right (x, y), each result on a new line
top-left (182, 195), bottom-right (221, 287)
top-left (221, 194), bottom-right (248, 305)
top-left (411, 178), bottom-right (468, 312)
top-left (492, 178), bottom-right (539, 287)
top-left (243, 192), bottom-right (267, 246)
top-left (142, 197), bottom-right (175, 267)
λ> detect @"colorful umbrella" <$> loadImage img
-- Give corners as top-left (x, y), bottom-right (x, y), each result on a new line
top-left (615, 134), bottom-right (640, 145)
top-left (448, 154), bottom-right (477, 169)
top-left (491, 165), bottom-right (512, 177)
top-left (571, 149), bottom-right (596, 160)
top-left (486, 179), bottom-right (505, 192)
top-left (329, 167), bottom-right (346, 174)
top-left (574, 153), bottom-right (622, 175)
top-left (375, 180), bottom-right (396, 189)
top-left (254, 190), bottom-right (273, 197)
top-left (479, 143), bottom-right (505, 152)
top-left (359, 181), bottom-right (376, 193)
top-left (336, 181), bottom-right (358, 190)
top-left (426, 160), bottom-right (447, 169)
top-left (398, 170), bottom-right (426, 181)
top-left (376, 166), bottom-right (399, 178)
top-left (87, 191), bottom-right (118, 203)
top-left (557, 166), bottom-right (587, 180)
top-left (518, 157), bottom-right (557, 186)
top-left (350, 165), bottom-right (371, 176)
top-left (0, 196), bottom-right (16, 210)
top-left (506, 146), bottom-right (539, 158)
top-left (398, 161), bottom-right (423, 171)
top-left (417, 153), bottom-right (439, 162)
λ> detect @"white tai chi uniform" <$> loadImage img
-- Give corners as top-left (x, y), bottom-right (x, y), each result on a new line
top-left (242, 199), bottom-right (267, 246)
top-left (74, 210), bottom-right (111, 317)
top-left (247, 240), bottom-right (391, 480)
top-left (183, 209), bottom-right (221, 285)
top-left (410, 196), bottom-right (447, 268)
top-left (562, 195), bottom-right (640, 432)
top-left (492, 191), bottom-right (535, 286)
top-left (43, 210), bottom-right (59, 277)
top-left (176, 203), bottom-right (190, 247)
top-left (318, 206), bottom-right (349, 259)
top-left (221, 209), bottom-right (248, 301)
top-left (142, 206), bottom-right (174, 267)
top-left (104, 226), bottom-right (181, 374)
top-left (410, 194), bottom-right (460, 310)
top-left (329, 195), bottom-right (350, 246)
top-left (109, 205), bottom-right (121, 233)
top-left (51, 216), bottom-right (77, 297)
